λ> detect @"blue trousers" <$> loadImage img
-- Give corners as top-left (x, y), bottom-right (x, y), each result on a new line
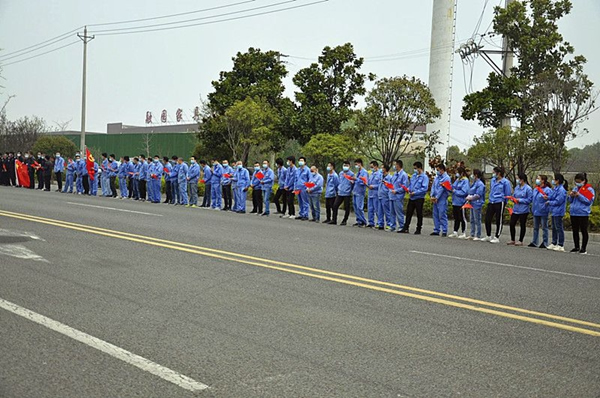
top-left (179, 180), bottom-right (188, 205)
top-left (353, 195), bottom-right (366, 225)
top-left (234, 187), bottom-right (247, 212)
top-left (171, 180), bottom-right (179, 204)
top-left (309, 194), bottom-right (321, 221)
top-left (62, 173), bottom-right (74, 193)
top-left (551, 215), bottom-right (564, 246)
top-left (377, 197), bottom-right (389, 228)
top-left (368, 196), bottom-right (379, 226)
top-left (76, 175), bottom-right (83, 193)
top-left (90, 177), bottom-right (98, 196)
top-left (101, 175), bottom-right (110, 196)
top-left (149, 179), bottom-right (161, 202)
top-left (119, 177), bottom-right (128, 198)
top-left (188, 181), bottom-right (198, 205)
top-left (132, 179), bottom-right (140, 200)
top-left (298, 190), bottom-right (309, 218)
top-left (389, 199), bottom-right (405, 230)
top-left (263, 188), bottom-right (271, 214)
top-left (211, 183), bottom-right (222, 209)
top-left (433, 200), bottom-right (448, 234)
top-left (532, 215), bottom-right (549, 246)
top-left (470, 208), bottom-right (482, 238)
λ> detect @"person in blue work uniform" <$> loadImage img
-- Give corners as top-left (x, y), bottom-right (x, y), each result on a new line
top-left (367, 161), bottom-right (382, 228)
top-left (150, 155), bottom-right (163, 203)
top-left (399, 162), bottom-right (429, 235)
top-left (221, 160), bottom-right (234, 211)
top-left (199, 160), bottom-right (212, 208)
top-left (430, 163), bottom-right (450, 237)
top-left (331, 161), bottom-right (354, 226)
top-left (250, 162), bottom-right (263, 214)
top-left (62, 157), bottom-right (76, 193)
top-left (273, 158), bottom-right (288, 215)
top-left (233, 161), bottom-right (250, 213)
top-left (546, 173), bottom-right (568, 252)
top-left (117, 156), bottom-right (130, 199)
top-left (260, 160), bottom-right (275, 216)
top-left (307, 165), bottom-right (324, 222)
top-left (376, 165), bottom-right (392, 231)
top-left (170, 156), bottom-right (180, 205)
top-left (176, 158), bottom-right (189, 206)
top-left (466, 169), bottom-right (486, 241)
top-left (483, 166), bottom-right (512, 243)
top-left (74, 154), bottom-right (83, 194)
top-left (506, 173), bottom-right (532, 246)
top-left (351, 158), bottom-right (369, 227)
top-left (449, 167), bottom-right (470, 239)
top-left (282, 156), bottom-right (297, 219)
top-left (89, 161), bottom-right (99, 196)
top-left (529, 174), bottom-right (552, 249)
top-left (77, 153), bottom-right (90, 195)
top-left (127, 156), bottom-right (136, 198)
top-left (131, 157), bottom-right (140, 200)
top-left (187, 157), bottom-right (200, 207)
top-left (294, 156), bottom-right (311, 221)
top-left (162, 157), bottom-right (173, 204)
top-left (568, 172), bottom-right (595, 254)
top-left (107, 154), bottom-right (119, 198)
top-left (53, 152), bottom-right (65, 192)
top-left (101, 153), bottom-right (110, 197)
top-left (210, 159), bottom-right (223, 210)
top-left (323, 162), bottom-right (339, 224)
top-left (389, 159), bottom-right (409, 232)
top-left (138, 155), bottom-right (149, 201)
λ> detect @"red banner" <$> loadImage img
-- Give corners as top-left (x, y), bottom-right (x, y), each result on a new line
top-left (86, 148), bottom-right (96, 181)
top-left (579, 185), bottom-right (594, 201)
top-left (15, 160), bottom-right (30, 187)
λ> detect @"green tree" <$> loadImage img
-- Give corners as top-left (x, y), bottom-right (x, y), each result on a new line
top-left (303, 133), bottom-right (356, 170)
top-left (292, 43), bottom-right (374, 144)
top-left (32, 135), bottom-right (78, 158)
top-left (356, 76), bottom-right (441, 166)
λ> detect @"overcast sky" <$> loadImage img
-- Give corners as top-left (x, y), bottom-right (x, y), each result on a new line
top-left (1, 0), bottom-right (599, 150)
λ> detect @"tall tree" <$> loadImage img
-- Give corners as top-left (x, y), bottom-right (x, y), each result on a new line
top-left (292, 43), bottom-right (374, 144)
top-left (356, 76), bottom-right (441, 166)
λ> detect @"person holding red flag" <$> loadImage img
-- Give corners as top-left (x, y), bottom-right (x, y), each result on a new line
top-left (568, 172), bottom-right (596, 254)
top-left (528, 175), bottom-right (552, 249)
top-left (547, 173), bottom-right (568, 252)
top-left (507, 174), bottom-right (533, 246)
top-left (430, 163), bottom-right (451, 237)
top-left (483, 166), bottom-right (512, 243)
top-left (15, 157), bottom-right (30, 188)
top-left (466, 169), bottom-right (486, 241)
top-left (351, 158), bottom-right (369, 227)
top-left (62, 157), bottom-right (76, 193)
top-left (331, 161), bottom-right (354, 226)
top-left (307, 165), bottom-right (324, 222)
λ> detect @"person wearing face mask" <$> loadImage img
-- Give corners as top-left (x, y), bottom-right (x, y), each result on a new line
top-left (0, 153), bottom-right (8, 186)
top-left (349, 159), bottom-right (369, 227)
top-left (100, 153), bottom-right (110, 197)
top-left (61, 157), bottom-right (76, 193)
top-left (170, 156), bottom-right (180, 205)
top-left (507, 173), bottom-right (532, 246)
top-left (250, 162), bottom-right (264, 214)
top-left (260, 160), bottom-right (275, 216)
top-left (546, 173), bottom-right (568, 252)
top-left (107, 154), bottom-right (119, 198)
top-left (466, 169), bottom-right (486, 240)
top-left (323, 162), bottom-right (339, 224)
top-left (430, 164), bottom-right (450, 237)
top-left (273, 158), bottom-right (288, 216)
top-left (117, 156), bottom-right (130, 199)
top-left (199, 160), bottom-right (212, 208)
top-left (131, 157), bottom-right (141, 200)
top-left (388, 159), bottom-right (409, 233)
top-left (176, 158), bottom-right (189, 206)
top-left (306, 165), bottom-right (324, 222)
top-left (210, 159), bottom-right (223, 210)
top-left (366, 161), bottom-right (382, 228)
top-left (331, 161), bottom-right (354, 226)
top-left (232, 161), bottom-right (250, 213)
top-left (221, 160), bottom-right (234, 211)
top-left (282, 156), bottom-right (297, 219)
top-left (377, 164), bottom-right (392, 230)
top-left (568, 172), bottom-right (595, 255)
top-left (528, 175), bottom-right (552, 249)
top-left (75, 153), bottom-right (90, 195)
top-left (483, 166), bottom-right (512, 243)
top-left (400, 162), bottom-right (429, 235)
top-left (42, 155), bottom-right (53, 191)
top-left (138, 155), bottom-right (149, 201)
top-left (448, 167), bottom-right (470, 239)
top-left (52, 152), bottom-right (65, 192)
top-left (186, 157), bottom-right (200, 207)
top-left (25, 152), bottom-right (36, 189)
top-left (89, 159), bottom-right (99, 196)
top-left (293, 156), bottom-right (311, 221)
top-left (148, 156), bottom-right (163, 203)
top-left (162, 157), bottom-right (173, 204)
top-left (36, 152), bottom-right (45, 190)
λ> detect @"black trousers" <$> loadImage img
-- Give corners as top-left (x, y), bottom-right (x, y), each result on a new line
top-left (165, 181), bottom-right (172, 203)
top-left (37, 170), bottom-right (44, 189)
top-left (0, 171), bottom-right (7, 186)
top-left (485, 202), bottom-right (505, 238)
top-left (325, 197), bottom-right (336, 221)
top-left (570, 215), bottom-right (589, 251)
top-left (201, 184), bottom-right (211, 207)
top-left (139, 180), bottom-right (147, 200)
top-left (509, 213), bottom-right (528, 242)
top-left (82, 175), bottom-right (90, 195)
top-left (274, 188), bottom-right (287, 214)
top-left (8, 168), bottom-right (16, 186)
top-left (453, 205), bottom-right (466, 233)
top-left (286, 189), bottom-right (295, 216)
top-left (55, 172), bottom-right (63, 191)
top-left (252, 188), bottom-right (263, 213)
top-left (29, 169), bottom-right (35, 189)
top-left (127, 178), bottom-right (133, 198)
top-left (43, 174), bottom-right (51, 190)
top-left (109, 176), bottom-right (117, 197)
top-left (404, 198), bottom-right (424, 231)
top-left (222, 184), bottom-right (232, 210)
top-left (332, 195), bottom-right (351, 223)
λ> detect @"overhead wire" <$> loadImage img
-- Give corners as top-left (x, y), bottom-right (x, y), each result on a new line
top-left (0, 41), bottom-right (80, 67)
top-left (0, 27), bottom-right (82, 60)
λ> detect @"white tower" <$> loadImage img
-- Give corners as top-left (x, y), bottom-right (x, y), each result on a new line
top-left (426, 0), bottom-right (456, 163)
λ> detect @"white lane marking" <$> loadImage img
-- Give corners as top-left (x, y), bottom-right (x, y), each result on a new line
top-left (410, 251), bottom-right (600, 281)
top-left (0, 244), bottom-right (48, 263)
top-left (0, 298), bottom-right (209, 392)
top-left (66, 202), bottom-right (162, 217)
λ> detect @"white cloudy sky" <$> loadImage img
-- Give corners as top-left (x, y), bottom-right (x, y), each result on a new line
top-left (1, 0), bottom-right (599, 149)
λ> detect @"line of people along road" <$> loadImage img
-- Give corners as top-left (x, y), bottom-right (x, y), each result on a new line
top-left (1, 151), bottom-right (596, 255)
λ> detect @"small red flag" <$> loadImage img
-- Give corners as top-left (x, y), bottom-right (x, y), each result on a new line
top-left (384, 181), bottom-right (394, 190)
top-left (462, 203), bottom-right (473, 209)
top-left (441, 180), bottom-right (452, 191)
top-left (294, 189), bottom-right (301, 195)
top-left (579, 186), bottom-right (594, 201)
top-left (535, 186), bottom-right (546, 195)
top-left (304, 182), bottom-right (316, 188)
top-left (401, 184), bottom-right (410, 192)
top-left (344, 174), bottom-right (353, 181)
top-left (200, 179), bottom-right (205, 184)
top-left (360, 176), bottom-right (368, 184)
top-left (255, 171), bottom-right (264, 180)
top-left (163, 167), bottom-right (170, 173)
top-left (507, 207), bottom-right (514, 215)
top-left (223, 173), bottom-right (232, 178)
top-left (85, 148), bottom-right (95, 181)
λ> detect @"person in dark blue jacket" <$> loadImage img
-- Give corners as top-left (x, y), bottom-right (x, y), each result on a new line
top-left (250, 162), bottom-right (263, 214)
top-left (221, 160), bottom-right (234, 211)
top-left (547, 173), bottom-right (568, 252)
top-left (323, 162), bottom-right (339, 224)
top-left (273, 158), bottom-right (288, 215)
top-left (568, 172), bottom-right (595, 254)
top-left (294, 156), bottom-right (311, 220)
top-left (400, 162), bottom-right (429, 234)
top-left (484, 166), bottom-right (512, 243)
top-left (282, 156), bottom-right (297, 218)
top-left (529, 174), bottom-right (552, 249)
top-left (199, 160), bottom-right (212, 208)
top-left (131, 157), bottom-right (140, 200)
top-left (507, 173), bottom-right (533, 246)
top-left (449, 167), bottom-right (470, 238)
top-left (332, 161), bottom-right (354, 226)
top-left (430, 164), bottom-right (451, 237)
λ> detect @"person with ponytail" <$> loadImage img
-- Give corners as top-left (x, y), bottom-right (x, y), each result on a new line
top-left (449, 167), bottom-right (470, 238)
top-left (529, 175), bottom-right (552, 249)
top-left (568, 173), bottom-right (595, 254)
top-left (467, 169), bottom-right (486, 240)
top-left (547, 173), bottom-right (568, 252)
top-left (507, 173), bottom-right (532, 246)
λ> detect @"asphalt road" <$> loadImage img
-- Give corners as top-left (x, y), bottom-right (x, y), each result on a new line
top-left (0, 186), bottom-right (599, 397)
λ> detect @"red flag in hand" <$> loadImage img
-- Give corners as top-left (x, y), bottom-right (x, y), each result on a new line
top-left (344, 174), bottom-right (353, 181)
top-left (507, 207), bottom-right (514, 215)
top-left (462, 203), bottom-right (473, 209)
top-left (200, 179), bottom-right (205, 184)
top-left (535, 186), bottom-right (546, 195)
top-left (15, 160), bottom-right (30, 187)
top-left (163, 167), bottom-right (170, 173)
top-left (293, 189), bottom-right (301, 195)
top-left (360, 176), bottom-right (368, 184)
top-left (304, 182), bottom-right (316, 188)
top-left (579, 186), bottom-right (594, 200)
top-left (85, 148), bottom-right (96, 181)
top-left (401, 184), bottom-right (410, 192)
top-left (384, 181), bottom-right (394, 190)
top-left (255, 171), bottom-right (264, 180)
top-left (441, 180), bottom-right (452, 191)
top-left (223, 173), bottom-right (232, 178)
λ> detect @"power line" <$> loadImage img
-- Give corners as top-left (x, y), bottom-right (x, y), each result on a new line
top-left (0, 41), bottom-right (80, 67)
top-left (0, 27), bottom-right (82, 60)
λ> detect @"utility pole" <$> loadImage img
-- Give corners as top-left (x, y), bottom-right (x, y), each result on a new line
top-left (500, 0), bottom-right (514, 129)
top-left (77, 26), bottom-right (95, 154)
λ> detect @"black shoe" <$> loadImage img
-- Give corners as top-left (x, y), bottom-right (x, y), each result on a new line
top-left (261, 213), bottom-right (269, 216)
top-left (250, 210), bottom-right (257, 214)
top-left (539, 244), bottom-right (547, 249)
top-left (430, 232), bottom-right (438, 236)
top-left (570, 247), bottom-right (581, 253)
top-left (580, 250), bottom-right (588, 255)
top-left (398, 229), bottom-right (409, 234)
top-left (340, 221), bottom-right (347, 226)
top-left (352, 223), bottom-right (360, 227)
top-left (441, 233), bottom-right (447, 237)
top-left (329, 221), bottom-right (337, 225)
top-left (414, 230), bottom-right (421, 235)
top-left (377, 226), bottom-right (384, 230)
top-left (528, 243), bottom-right (537, 248)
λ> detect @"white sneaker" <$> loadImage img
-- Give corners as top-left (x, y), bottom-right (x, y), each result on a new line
top-left (473, 237), bottom-right (482, 241)
top-left (490, 237), bottom-right (500, 244)
top-left (448, 232), bottom-right (458, 238)
top-left (280, 215), bottom-right (289, 218)
top-left (458, 233), bottom-right (467, 239)
top-left (482, 236), bottom-right (491, 242)
top-left (288, 215), bottom-right (296, 219)
top-left (546, 244), bottom-right (556, 250)
top-left (467, 236), bottom-right (474, 240)
top-left (553, 246), bottom-right (565, 252)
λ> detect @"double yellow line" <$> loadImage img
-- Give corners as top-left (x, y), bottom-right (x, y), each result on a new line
top-left (1, 209), bottom-right (599, 337)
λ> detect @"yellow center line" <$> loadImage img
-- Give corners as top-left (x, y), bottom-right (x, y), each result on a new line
top-left (1, 209), bottom-right (599, 337)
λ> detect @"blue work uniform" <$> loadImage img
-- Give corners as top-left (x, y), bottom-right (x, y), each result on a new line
top-left (261, 166), bottom-right (275, 214)
top-left (210, 163), bottom-right (223, 209)
top-left (62, 160), bottom-right (76, 193)
top-left (352, 167), bottom-right (369, 225)
top-left (170, 162), bottom-right (180, 204)
top-left (377, 173), bottom-right (392, 229)
top-left (389, 169), bottom-right (409, 231)
top-left (308, 172), bottom-right (324, 221)
top-left (294, 165), bottom-right (311, 219)
top-left (118, 161), bottom-right (129, 198)
top-left (367, 169), bottom-right (382, 227)
top-left (512, 184), bottom-right (533, 215)
top-left (431, 172), bottom-right (451, 234)
top-left (177, 162), bottom-right (189, 205)
top-left (187, 162), bottom-right (200, 206)
top-left (233, 166), bottom-right (250, 212)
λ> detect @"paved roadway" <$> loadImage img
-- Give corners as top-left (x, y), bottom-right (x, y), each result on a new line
top-left (0, 187), bottom-right (599, 397)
